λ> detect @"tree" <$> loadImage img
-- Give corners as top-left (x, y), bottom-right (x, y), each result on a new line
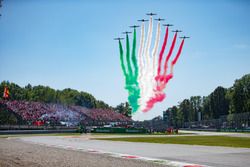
top-left (202, 96), bottom-right (212, 120)
top-left (225, 87), bottom-right (236, 114)
top-left (0, 81), bottom-right (111, 109)
top-left (114, 102), bottom-right (132, 118)
top-left (29, 85), bottom-right (57, 103)
top-left (176, 108), bottom-right (184, 127)
top-left (0, 103), bottom-right (24, 125)
top-left (190, 96), bottom-right (203, 121)
top-left (167, 106), bottom-right (178, 127)
top-left (231, 74), bottom-right (250, 113)
top-left (95, 100), bottom-right (111, 109)
top-left (209, 86), bottom-right (229, 118)
top-left (0, 81), bottom-right (25, 100)
top-left (178, 99), bottom-right (192, 122)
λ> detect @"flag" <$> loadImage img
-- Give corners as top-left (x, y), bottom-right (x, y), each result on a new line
top-left (3, 86), bottom-right (9, 99)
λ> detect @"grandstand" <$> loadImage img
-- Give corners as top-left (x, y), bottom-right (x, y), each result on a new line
top-left (0, 100), bottom-right (132, 127)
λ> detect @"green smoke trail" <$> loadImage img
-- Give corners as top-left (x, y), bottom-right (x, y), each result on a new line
top-left (119, 40), bottom-right (127, 77)
top-left (129, 28), bottom-right (140, 113)
top-left (126, 29), bottom-right (140, 113)
top-left (118, 31), bottom-right (140, 114)
top-left (131, 28), bottom-right (138, 81)
top-left (126, 34), bottom-right (133, 80)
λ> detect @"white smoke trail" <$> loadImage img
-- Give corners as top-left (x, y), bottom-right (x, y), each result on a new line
top-left (152, 21), bottom-right (161, 77)
top-left (148, 21), bottom-right (161, 101)
top-left (138, 21), bottom-right (145, 107)
top-left (143, 20), bottom-right (161, 110)
top-left (138, 22), bottom-right (145, 68)
top-left (140, 16), bottom-right (153, 111)
top-left (144, 16), bottom-right (153, 69)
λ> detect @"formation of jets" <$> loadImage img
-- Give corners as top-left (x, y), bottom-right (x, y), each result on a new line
top-left (180, 36), bottom-right (190, 39)
top-left (114, 38), bottom-right (124, 41)
top-left (155, 18), bottom-right (165, 21)
top-left (172, 30), bottom-right (182, 33)
top-left (114, 13), bottom-right (190, 41)
top-left (163, 24), bottom-right (173, 27)
top-left (129, 25), bottom-right (140, 28)
top-left (138, 19), bottom-right (148, 22)
top-left (146, 13), bottom-right (157, 16)
top-left (122, 31), bottom-right (132, 35)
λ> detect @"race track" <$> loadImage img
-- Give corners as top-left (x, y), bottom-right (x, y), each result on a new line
top-left (17, 133), bottom-right (250, 167)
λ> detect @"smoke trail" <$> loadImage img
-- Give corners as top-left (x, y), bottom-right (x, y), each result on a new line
top-left (131, 28), bottom-right (138, 80)
top-left (143, 27), bottom-right (169, 112)
top-left (138, 22), bottom-right (145, 97)
top-left (140, 16), bottom-right (154, 111)
top-left (126, 34), bottom-right (133, 80)
top-left (171, 39), bottom-right (185, 66)
top-left (157, 26), bottom-right (169, 77)
top-left (138, 22), bottom-right (145, 71)
top-left (122, 29), bottom-right (140, 113)
top-left (119, 40), bottom-right (127, 77)
top-left (152, 21), bottom-right (161, 77)
top-left (116, 14), bottom-right (188, 113)
top-left (137, 22), bottom-right (145, 112)
top-left (163, 32), bottom-right (177, 77)
top-left (143, 38), bottom-right (185, 112)
top-left (144, 16), bottom-right (153, 70)
top-left (162, 38), bottom-right (184, 85)
top-left (144, 16), bottom-right (153, 98)
top-left (117, 29), bottom-right (141, 113)
top-left (130, 28), bottom-right (140, 113)
top-left (143, 21), bottom-right (161, 112)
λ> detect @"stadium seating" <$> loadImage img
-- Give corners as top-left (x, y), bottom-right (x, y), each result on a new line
top-left (0, 100), bottom-right (132, 126)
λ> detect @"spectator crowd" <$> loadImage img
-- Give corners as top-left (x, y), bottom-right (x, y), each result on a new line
top-left (0, 100), bottom-right (132, 126)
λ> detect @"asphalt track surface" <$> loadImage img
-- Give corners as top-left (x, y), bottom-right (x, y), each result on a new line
top-left (0, 138), bottom-right (164, 167)
top-left (17, 132), bottom-right (250, 167)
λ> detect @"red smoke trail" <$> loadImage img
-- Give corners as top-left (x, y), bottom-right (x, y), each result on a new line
top-left (143, 27), bottom-right (169, 112)
top-left (171, 39), bottom-right (185, 66)
top-left (156, 27), bottom-right (168, 78)
top-left (163, 32), bottom-right (177, 77)
top-left (143, 39), bottom-right (185, 112)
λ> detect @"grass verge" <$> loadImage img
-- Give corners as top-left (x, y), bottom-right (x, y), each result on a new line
top-left (95, 135), bottom-right (250, 148)
top-left (91, 132), bottom-right (190, 136)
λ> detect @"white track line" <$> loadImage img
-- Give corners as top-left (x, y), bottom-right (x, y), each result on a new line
top-left (18, 139), bottom-right (210, 167)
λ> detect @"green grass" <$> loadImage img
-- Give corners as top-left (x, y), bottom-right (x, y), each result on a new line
top-left (91, 133), bottom-right (146, 136)
top-left (0, 133), bottom-right (81, 138)
top-left (91, 132), bottom-right (189, 136)
top-left (95, 135), bottom-right (250, 148)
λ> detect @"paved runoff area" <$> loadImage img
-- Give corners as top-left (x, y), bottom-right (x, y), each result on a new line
top-left (5, 132), bottom-right (248, 167)
top-left (0, 138), bottom-right (165, 167)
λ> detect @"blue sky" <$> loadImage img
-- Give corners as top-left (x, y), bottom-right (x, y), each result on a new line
top-left (0, 0), bottom-right (250, 120)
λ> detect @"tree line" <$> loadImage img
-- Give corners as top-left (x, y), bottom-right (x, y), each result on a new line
top-left (0, 81), bottom-right (132, 118)
top-left (0, 82), bottom-right (114, 109)
top-left (164, 74), bottom-right (250, 127)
